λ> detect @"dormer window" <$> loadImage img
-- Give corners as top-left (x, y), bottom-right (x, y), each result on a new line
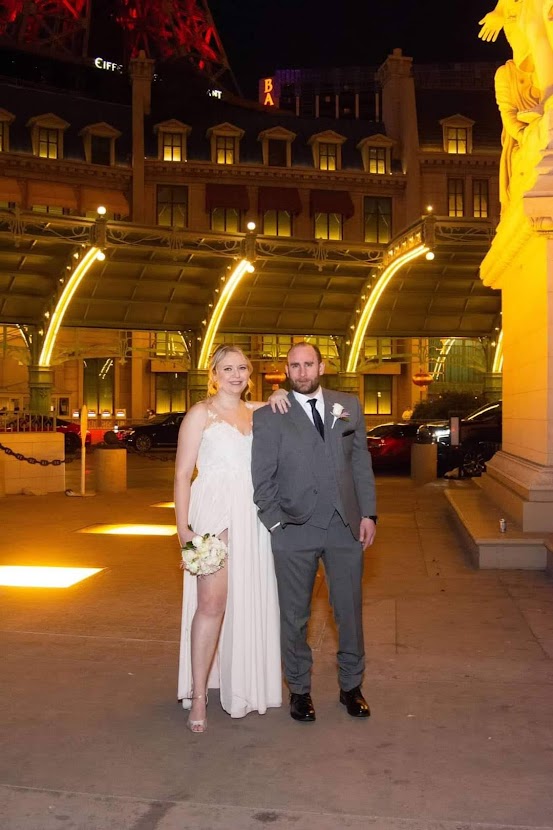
top-left (154, 120), bottom-right (191, 162)
top-left (319, 143), bottom-right (337, 171)
top-left (0, 109), bottom-right (15, 153)
top-left (357, 134), bottom-right (394, 174)
top-left (308, 130), bottom-right (346, 171)
top-left (258, 126), bottom-right (296, 168)
top-left (440, 115), bottom-right (474, 154)
top-left (27, 114), bottom-right (69, 160)
top-left (207, 123), bottom-right (244, 165)
top-left (79, 122), bottom-right (121, 166)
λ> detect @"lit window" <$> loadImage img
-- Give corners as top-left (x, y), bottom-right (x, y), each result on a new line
top-left (216, 135), bottom-right (235, 164)
top-left (38, 127), bottom-right (59, 159)
top-left (368, 147), bottom-right (387, 174)
top-left (315, 212), bottom-right (342, 241)
top-left (472, 179), bottom-right (489, 218)
top-left (211, 207), bottom-right (240, 232)
top-left (157, 185), bottom-right (188, 228)
top-left (163, 132), bottom-right (183, 161)
top-left (448, 179), bottom-right (464, 217)
top-left (446, 127), bottom-right (468, 154)
top-left (262, 209), bottom-right (291, 237)
top-left (364, 375), bottom-right (392, 415)
top-left (319, 143), bottom-right (337, 171)
top-left (364, 197), bottom-right (391, 243)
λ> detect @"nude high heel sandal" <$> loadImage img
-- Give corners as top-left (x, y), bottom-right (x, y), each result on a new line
top-left (187, 693), bottom-right (208, 733)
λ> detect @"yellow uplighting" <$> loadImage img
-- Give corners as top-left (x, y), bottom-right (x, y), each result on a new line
top-left (39, 247), bottom-right (100, 366)
top-left (346, 244), bottom-right (428, 372)
top-left (78, 523), bottom-right (177, 536)
top-left (492, 329), bottom-right (503, 374)
top-left (0, 566), bottom-right (103, 588)
top-left (152, 501), bottom-right (175, 508)
top-left (198, 258), bottom-right (254, 369)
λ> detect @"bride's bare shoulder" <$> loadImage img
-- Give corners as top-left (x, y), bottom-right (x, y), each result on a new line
top-left (184, 400), bottom-right (210, 426)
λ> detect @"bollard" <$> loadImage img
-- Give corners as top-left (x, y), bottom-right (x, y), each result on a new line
top-left (411, 442), bottom-right (437, 485)
top-left (95, 445), bottom-right (127, 493)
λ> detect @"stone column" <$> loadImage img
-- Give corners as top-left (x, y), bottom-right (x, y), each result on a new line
top-left (187, 369), bottom-right (208, 408)
top-left (479, 117), bottom-right (553, 532)
top-left (28, 365), bottom-right (54, 414)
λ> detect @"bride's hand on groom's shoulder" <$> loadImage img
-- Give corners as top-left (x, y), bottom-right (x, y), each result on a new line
top-left (267, 388), bottom-right (291, 414)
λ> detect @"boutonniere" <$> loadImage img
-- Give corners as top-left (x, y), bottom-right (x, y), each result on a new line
top-left (331, 402), bottom-right (350, 428)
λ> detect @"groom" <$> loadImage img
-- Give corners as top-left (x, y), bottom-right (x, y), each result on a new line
top-left (252, 342), bottom-right (377, 722)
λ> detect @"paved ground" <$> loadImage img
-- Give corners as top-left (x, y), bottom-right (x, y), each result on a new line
top-left (1, 452), bottom-right (553, 830)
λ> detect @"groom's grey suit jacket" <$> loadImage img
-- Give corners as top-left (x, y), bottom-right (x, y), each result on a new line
top-left (252, 389), bottom-right (376, 537)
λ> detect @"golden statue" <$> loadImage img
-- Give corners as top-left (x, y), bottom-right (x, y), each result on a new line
top-left (479, 1), bottom-right (553, 208)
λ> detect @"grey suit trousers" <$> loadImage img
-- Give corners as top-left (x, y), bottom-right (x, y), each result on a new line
top-left (270, 511), bottom-right (365, 693)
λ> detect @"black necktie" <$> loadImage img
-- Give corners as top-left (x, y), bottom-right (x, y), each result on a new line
top-left (308, 398), bottom-right (325, 440)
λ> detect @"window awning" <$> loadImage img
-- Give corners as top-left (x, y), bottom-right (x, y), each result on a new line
top-left (205, 183), bottom-right (249, 211)
top-left (27, 181), bottom-right (78, 209)
top-left (258, 187), bottom-right (302, 214)
top-left (80, 187), bottom-right (130, 216)
top-left (0, 177), bottom-right (23, 203)
top-left (310, 189), bottom-right (355, 218)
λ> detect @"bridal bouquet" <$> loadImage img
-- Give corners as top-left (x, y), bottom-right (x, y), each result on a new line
top-left (181, 533), bottom-right (227, 576)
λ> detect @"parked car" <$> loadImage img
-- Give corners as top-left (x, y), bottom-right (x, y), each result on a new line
top-left (366, 421), bottom-right (422, 471)
top-left (417, 400), bottom-right (502, 476)
top-left (0, 413), bottom-right (91, 454)
top-left (116, 411), bottom-right (185, 452)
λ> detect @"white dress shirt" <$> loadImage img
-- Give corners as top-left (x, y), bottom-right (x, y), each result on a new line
top-left (291, 388), bottom-right (325, 427)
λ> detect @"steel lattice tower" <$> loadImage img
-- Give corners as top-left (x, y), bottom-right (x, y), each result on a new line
top-left (0, 0), bottom-right (239, 92)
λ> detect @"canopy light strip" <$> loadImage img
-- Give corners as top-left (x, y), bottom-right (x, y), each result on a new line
top-left (346, 245), bottom-right (428, 372)
top-left (432, 337), bottom-right (456, 380)
top-left (198, 259), bottom-right (254, 370)
top-left (39, 247), bottom-right (100, 367)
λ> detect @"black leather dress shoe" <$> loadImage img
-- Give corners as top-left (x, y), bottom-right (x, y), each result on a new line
top-left (339, 686), bottom-right (370, 718)
top-left (290, 692), bottom-right (316, 722)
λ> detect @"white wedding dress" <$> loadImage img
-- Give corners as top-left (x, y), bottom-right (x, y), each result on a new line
top-left (177, 405), bottom-right (282, 718)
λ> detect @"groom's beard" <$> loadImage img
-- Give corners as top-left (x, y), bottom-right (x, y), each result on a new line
top-left (288, 377), bottom-right (321, 395)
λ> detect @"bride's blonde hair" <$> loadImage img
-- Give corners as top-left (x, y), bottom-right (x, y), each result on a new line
top-left (207, 344), bottom-right (254, 397)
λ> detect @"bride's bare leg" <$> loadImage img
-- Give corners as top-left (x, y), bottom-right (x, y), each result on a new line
top-left (189, 530), bottom-right (228, 725)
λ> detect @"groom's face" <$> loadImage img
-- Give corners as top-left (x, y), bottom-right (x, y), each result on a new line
top-left (286, 344), bottom-right (325, 395)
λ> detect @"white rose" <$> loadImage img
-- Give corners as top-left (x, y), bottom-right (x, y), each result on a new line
top-left (331, 403), bottom-right (344, 418)
top-left (192, 535), bottom-right (203, 547)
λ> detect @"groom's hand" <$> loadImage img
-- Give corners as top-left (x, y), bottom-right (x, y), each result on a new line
top-left (359, 517), bottom-right (376, 549)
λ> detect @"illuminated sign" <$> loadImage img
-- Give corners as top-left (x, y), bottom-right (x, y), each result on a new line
top-left (258, 77), bottom-right (279, 108)
top-left (207, 89), bottom-right (222, 99)
top-left (94, 57), bottom-right (123, 73)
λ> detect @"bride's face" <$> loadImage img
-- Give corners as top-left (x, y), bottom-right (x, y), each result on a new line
top-left (214, 352), bottom-right (251, 395)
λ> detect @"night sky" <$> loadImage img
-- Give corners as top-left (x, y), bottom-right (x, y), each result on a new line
top-left (87, 0), bottom-right (512, 100)
top-left (209, 0), bottom-right (511, 97)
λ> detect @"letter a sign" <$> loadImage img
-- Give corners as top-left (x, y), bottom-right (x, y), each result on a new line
top-left (259, 77), bottom-right (279, 108)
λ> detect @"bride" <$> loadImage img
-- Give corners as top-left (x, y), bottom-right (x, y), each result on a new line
top-left (175, 344), bottom-right (289, 732)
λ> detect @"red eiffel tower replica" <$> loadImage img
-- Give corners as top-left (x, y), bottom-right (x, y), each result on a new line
top-left (0, 0), bottom-right (240, 93)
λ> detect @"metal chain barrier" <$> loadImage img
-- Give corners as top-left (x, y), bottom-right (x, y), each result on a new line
top-left (0, 441), bottom-right (83, 466)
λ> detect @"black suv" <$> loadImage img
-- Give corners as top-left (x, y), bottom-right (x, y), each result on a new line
top-left (418, 400), bottom-right (502, 476)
